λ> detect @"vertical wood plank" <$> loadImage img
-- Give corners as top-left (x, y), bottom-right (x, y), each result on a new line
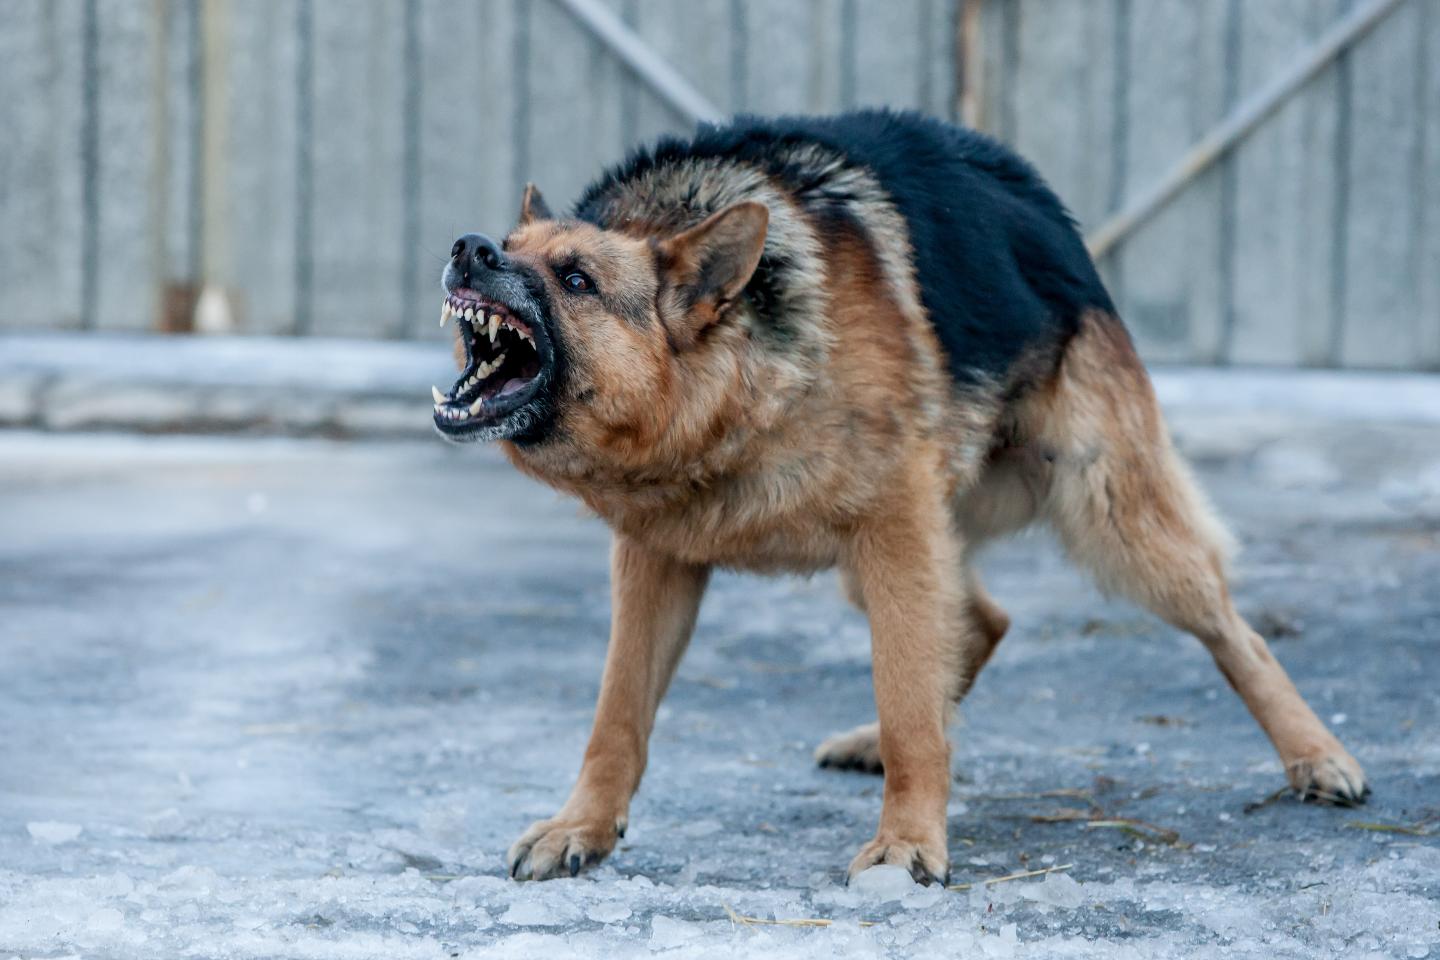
top-left (408, 0), bottom-right (518, 341)
top-left (1114, 0), bottom-right (1231, 363)
top-left (807, 0), bottom-right (846, 113)
top-left (850, 0), bottom-right (926, 110)
top-left (219, 0), bottom-right (299, 335)
top-left (919, 0), bottom-right (959, 120)
top-left (742, 0), bottom-right (847, 115)
top-left (1007, 0), bottom-right (1119, 232)
top-left (1338, 1), bottom-right (1425, 368)
top-left (159, 0), bottom-right (202, 297)
top-left (974, 0), bottom-right (1017, 142)
top-left (93, 0), bottom-right (161, 331)
top-left (525, 0), bottom-right (627, 212)
top-left (305, 0), bottom-right (406, 338)
top-left (738, 0), bottom-right (814, 114)
top-left (1227, 0), bottom-right (1343, 367)
top-left (626, 0), bottom-right (731, 150)
top-left (1419, 0), bottom-right (1440, 369)
top-left (0, 0), bottom-right (85, 329)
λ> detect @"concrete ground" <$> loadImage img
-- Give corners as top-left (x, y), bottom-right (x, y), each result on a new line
top-left (1, 367), bottom-right (1438, 958)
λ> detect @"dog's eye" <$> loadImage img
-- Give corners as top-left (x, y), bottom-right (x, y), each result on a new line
top-left (562, 271), bottom-right (596, 294)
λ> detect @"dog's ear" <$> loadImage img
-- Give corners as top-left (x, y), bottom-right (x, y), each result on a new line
top-left (518, 183), bottom-right (554, 225)
top-left (657, 201), bottom-right (768, 347)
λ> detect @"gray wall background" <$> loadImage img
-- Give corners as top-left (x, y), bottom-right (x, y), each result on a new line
top-left (1, 0), bottom-right (1436, 369)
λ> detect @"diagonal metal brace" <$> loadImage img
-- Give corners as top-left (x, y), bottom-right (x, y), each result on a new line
top-left (550, 0), bottom-right (726, 125)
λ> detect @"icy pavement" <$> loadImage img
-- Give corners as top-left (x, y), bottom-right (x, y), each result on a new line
top-left (1, 411), bottom-right (1437, 958)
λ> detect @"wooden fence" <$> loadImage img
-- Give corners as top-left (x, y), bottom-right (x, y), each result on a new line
top-left (971, 0), bottom-right (1439, 369)
top-left (0, 0), bottom-right (1435, 369)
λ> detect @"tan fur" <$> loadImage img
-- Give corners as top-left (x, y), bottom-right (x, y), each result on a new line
top-left (497, 194), bottom-right (1363, 883)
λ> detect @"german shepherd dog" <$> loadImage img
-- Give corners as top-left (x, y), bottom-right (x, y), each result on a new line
top-left (432, 111), bottom-right (1367, 885)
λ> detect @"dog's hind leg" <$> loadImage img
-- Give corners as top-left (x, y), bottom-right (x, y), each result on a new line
top-left (1038, 312), bottom-right (1367, 804)
top-left (816, 563), bottom-right (1010, 775)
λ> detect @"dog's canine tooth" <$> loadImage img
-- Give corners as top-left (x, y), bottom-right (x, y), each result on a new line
top-left (469, 397), bottom-right (484, 415)
top-left (432, 385), bottom-right (445, 404)
top-left (489, 315), bottom-right (500, 341)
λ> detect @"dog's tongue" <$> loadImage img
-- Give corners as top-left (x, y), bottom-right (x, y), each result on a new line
top-left (500, 378), bottom-right (529, 397)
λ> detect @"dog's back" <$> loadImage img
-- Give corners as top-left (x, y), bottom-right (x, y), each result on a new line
top-left (576, 109), bottom-right (1113, 393)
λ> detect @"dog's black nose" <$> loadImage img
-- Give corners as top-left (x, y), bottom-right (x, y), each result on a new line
top-left (451, 233), bottom-right (505, 282)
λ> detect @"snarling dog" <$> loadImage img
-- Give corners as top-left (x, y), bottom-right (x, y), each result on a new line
top-left (432, 111), bottom-right (1367, 885)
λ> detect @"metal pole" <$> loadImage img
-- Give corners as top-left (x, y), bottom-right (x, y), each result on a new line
top-left (550, 0), bottom-right (725, 125)
top-left (1085, 0), bottom-right (1407, 260)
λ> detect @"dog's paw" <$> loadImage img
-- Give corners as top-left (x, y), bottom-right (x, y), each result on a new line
top-left (847, 832), bottom-right (949, 887)
top-left (815, 722), bottom-right (883, 774)
top-left (506, 814), bottom-right (625, 881)
top-left (1287, 747), bottom-right (1369, 806)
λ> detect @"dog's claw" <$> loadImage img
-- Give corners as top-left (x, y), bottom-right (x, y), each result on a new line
top-left (506, 814), bottom-right (621, 881)
top-left (847, 834), bottom-right (949, 889)
top-left (1287, 749), bottom-right (1368, 807)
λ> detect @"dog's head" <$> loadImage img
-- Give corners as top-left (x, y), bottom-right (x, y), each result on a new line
top-left (433, 184), bottom-right (769, 468)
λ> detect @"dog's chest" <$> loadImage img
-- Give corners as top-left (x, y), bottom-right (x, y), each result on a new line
top-left (596, 481), bottom-right (850, 574)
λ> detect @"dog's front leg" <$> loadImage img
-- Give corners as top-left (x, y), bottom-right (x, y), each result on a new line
top-left (843, 467), bottom-right (965, 886)
top-left (507, 535), bottom-right (709, 880)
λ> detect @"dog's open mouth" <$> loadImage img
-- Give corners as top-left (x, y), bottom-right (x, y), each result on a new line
top-left (433, 288), bottom-right (549, 436)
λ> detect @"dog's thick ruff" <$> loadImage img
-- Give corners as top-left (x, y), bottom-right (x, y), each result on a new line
top-left (434, 109), bottom-right (1366, 885)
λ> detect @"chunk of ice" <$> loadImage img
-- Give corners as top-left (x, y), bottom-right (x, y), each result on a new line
top-left (901, 883), bottom-right (945, 909)
top-left (499, 900), bottom-right (561, 927)
top-left (85, 908), bottom-right (124, 932)
top-left (649, 915), bottom-right (702, 950)
top-left (849, 864), bottom-right (919, 902)
top-left (26, 821), bottom-right (82, 844)
top-left (1021, 872), bottom-right (1084, 909)
top-left (585, 901), bottom-right (632, 923)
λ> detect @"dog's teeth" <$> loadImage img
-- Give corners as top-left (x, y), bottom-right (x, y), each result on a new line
top-left (488, 315), bottom-right (500, 341)
top-left (469, 397), bottom-right (483, 414)
top-left (431, 385), bottom-right (445, 404)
